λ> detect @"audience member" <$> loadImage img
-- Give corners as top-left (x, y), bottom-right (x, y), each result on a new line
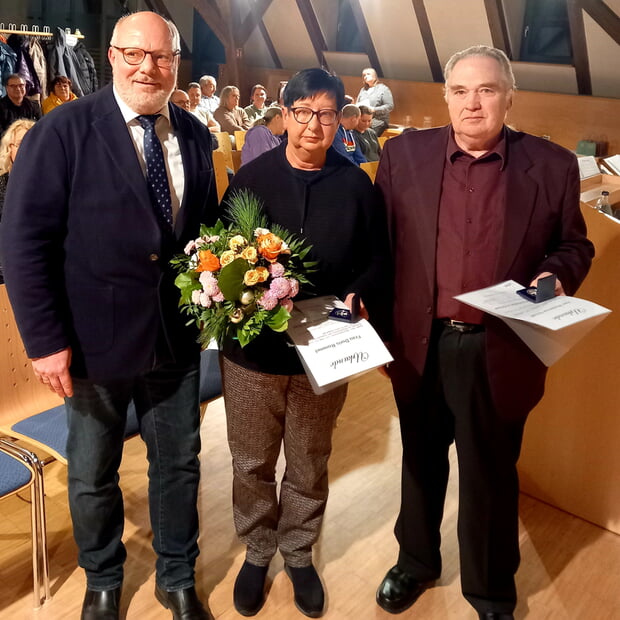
top-left (354, 104), bottom-right (381, 161)
top-left (244, 84), bottom-right (267, 122)
top-left (42, 76), bottom-right (78, 114)
top-left (213, 85), bottom-right (251, 135)
top-left (356, 67), bottom-right (393, 136)
top-left (0, 118), bottom-right (35, 283)
top-left (170, 88), bottom-right (191, 111)
top-left (187, 82), bottom-right (220, 133)
top-left (240, 106), bottom-right (283, 166)
top-left (0, 74), bottom-right (41, 133)
top-left (332, 103), bottom-right (366, 165)
top-left (198, 74), bottom-right (219, 113)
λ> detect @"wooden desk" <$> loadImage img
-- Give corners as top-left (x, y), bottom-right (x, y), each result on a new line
top-left (518, 179), bottom-right (620, 535)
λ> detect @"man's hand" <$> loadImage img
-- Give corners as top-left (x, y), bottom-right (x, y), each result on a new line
top-left (31, 348), bottom-right (73, 398)
top-left (529, 272), bottom-right (565, 296)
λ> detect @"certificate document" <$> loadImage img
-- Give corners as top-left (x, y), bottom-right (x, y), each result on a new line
top-left (287, 296), bottom-right (393, 394)
top-left (455, 280), bottom-right (611, 366)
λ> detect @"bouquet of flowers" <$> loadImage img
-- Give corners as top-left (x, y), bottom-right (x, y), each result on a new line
top-left (172, 189), bottom-right (317, 348)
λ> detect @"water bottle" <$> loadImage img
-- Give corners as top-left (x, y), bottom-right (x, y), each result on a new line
top-left (595, 190), bottom-right (613, 216)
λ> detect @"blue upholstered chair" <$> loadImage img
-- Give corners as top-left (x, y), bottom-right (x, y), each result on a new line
top-left (0, 437), bottom-right (50, 608)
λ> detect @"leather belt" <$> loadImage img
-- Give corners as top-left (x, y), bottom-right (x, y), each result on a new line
top-left (439, 319), bottom-right (484, 333)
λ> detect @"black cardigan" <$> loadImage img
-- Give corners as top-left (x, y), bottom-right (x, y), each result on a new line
top-left (221, 142), bottom-right (391, 375)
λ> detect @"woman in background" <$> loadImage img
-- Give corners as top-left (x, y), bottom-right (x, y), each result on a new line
top-left (42, 76), bottom-right (77, 114)
top-left (0, 118), bottom-right (35, 282)
top-left (240, 107), bottom-right (284, 166)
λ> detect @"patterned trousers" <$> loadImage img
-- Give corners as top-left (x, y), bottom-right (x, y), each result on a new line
top-left (222, 357), bottom-right (347, 567)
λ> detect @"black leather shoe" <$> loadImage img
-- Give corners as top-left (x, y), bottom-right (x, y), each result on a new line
top-left (81, 586), bottom-right (121, 620)
top-left (376, 565), bottom-right (433, 614)
top-left (155, 585), bottom-right (212, 620)
top-left (479, 613), bottom-right (514, 619)
top-left (233, 560), bottom-right (269, 616)
top-left (284, 564), bottom-right (324, 618)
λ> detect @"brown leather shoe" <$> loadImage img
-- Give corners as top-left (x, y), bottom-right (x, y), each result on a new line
top-left (81, 586), bottom-right (121, 620)
top-left (155, 585), bottom-right (212, 620)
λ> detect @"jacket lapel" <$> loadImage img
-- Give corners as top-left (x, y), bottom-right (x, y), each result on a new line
top-left (494, 129), bottom-right (538, 279)
top-left (91, 86), bottom-right (152, 214)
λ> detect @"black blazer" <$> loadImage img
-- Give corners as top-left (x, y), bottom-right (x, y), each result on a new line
top-left (1, 84), bottom-right (218, 380)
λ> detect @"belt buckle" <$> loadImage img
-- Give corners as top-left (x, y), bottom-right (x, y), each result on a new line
top-left (444, 319), bottom-right (475, 333)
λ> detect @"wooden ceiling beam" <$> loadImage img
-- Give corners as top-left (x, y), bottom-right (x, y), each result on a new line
top-left (580, 0), bottom-right (620, 44)
top-left (567, 0), bottom-right (592, 95)
top-left (237, 0), bottom-right (274, 47)
top-left (347, 0), bottom-right (382, 76)
top-left (411, 0), bottom-right (443, 82)
top-left (484, 0), bottom-right (512, 58)
top-left (295, 0), bottom-right (328, 69)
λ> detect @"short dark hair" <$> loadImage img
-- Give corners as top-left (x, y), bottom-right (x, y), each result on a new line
top-left (49, 75), bottom-right (72, 94)
top-left (282, 68), bottom-right (345, 110)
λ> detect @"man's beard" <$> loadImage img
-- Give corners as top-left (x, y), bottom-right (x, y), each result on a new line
top-left (114, 79), bottom-right (174, 114)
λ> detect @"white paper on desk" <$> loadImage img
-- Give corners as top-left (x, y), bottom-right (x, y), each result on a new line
top-left (455, 281), bottom-right (611, 366)
top-left (578, 155), bottom-right (600, 180)
top-left (287, 296), bottom-right (393, 394)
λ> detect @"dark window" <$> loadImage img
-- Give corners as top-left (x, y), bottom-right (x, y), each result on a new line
top-left (520, 0), bottom-right (573, 64)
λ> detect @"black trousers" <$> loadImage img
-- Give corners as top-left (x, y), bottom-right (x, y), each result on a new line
top-left (393, 322), bottom-right (526, 614)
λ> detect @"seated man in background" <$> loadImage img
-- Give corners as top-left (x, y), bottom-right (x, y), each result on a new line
top-left (332, 103), bottom-right (366, 165)
top-left (187, 82), bottom-right (220, 133)
top-left (244, 84), bottom-right (268, 122)
top-left (170, 88), bottom-right (191, 111)
top-left (354, 104), bottom-right (381, 162)
top-left (213, 85), bottom-right (251, 135)
top-left (0, 74), bottom-right (41, 133)
top-left (197, 74), bottom-right (219, 113)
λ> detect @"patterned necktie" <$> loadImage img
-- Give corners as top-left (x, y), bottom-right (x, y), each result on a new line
top-left (137, 114), bottom-right (173, 231)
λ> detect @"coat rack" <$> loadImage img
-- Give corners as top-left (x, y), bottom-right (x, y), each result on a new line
top-left (0, 24), bottom-right (84, 39)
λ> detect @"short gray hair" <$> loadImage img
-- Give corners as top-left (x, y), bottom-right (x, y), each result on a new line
top-left (199, 75), bottom-right (216, 87)
top-left (443, 45), bottom-right (516, 91)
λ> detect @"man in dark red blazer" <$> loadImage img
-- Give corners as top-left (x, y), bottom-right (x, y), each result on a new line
top-left (375, 46), bottom-right (593, 619)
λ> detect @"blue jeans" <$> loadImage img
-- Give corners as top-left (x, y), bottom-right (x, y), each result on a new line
top-left (65, 360), bottom-right (201, 591)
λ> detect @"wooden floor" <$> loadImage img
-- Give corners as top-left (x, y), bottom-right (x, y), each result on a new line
top-left (2, 371), bottom-right (619, 619)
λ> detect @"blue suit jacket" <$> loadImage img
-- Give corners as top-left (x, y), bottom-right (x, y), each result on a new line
top-left (1, 84), bottom-right (218, 380)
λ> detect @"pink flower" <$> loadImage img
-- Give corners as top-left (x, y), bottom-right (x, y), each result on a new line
top-left (184, 240), bottom-right (197, 255)
top-left (270, 277), bottom-right (290, 299)
top-left (212, 292), bottom-right (225, 303)
top-left (199, 292), bottom-right (212, 308)
top-left (288, 278), bottom-right (299, 298)
top-left (268, 262), bottom-right (285, 278)
top-left (191, 289), bottom-right (201, 304)
top-left (257, 290), bottom-right (278, 310)
top-left (280, 297), bottom-right (294, 313)
top-left (199, 271), bottom-right (221, 297)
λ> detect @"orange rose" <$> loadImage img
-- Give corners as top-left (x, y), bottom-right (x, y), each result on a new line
top-left (196, 249), bottom-right (220, 272)
top-left (257, 233), bottom-right (290, 263)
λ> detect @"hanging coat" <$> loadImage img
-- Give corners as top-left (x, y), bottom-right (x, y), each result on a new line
top-left (0, 42), bottom-right (17, 98)
top-left (6, 34), bottom-right (41, 97)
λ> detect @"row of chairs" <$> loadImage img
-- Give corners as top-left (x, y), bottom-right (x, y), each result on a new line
top-left (0, 284), bottom-right (223, 608)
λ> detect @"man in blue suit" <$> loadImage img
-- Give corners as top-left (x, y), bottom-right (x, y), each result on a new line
top-left (1, 12), bottom-right (216, 620)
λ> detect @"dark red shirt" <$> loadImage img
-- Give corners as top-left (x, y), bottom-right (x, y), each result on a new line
top-left (435, 129), bottom-right (507, 324)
